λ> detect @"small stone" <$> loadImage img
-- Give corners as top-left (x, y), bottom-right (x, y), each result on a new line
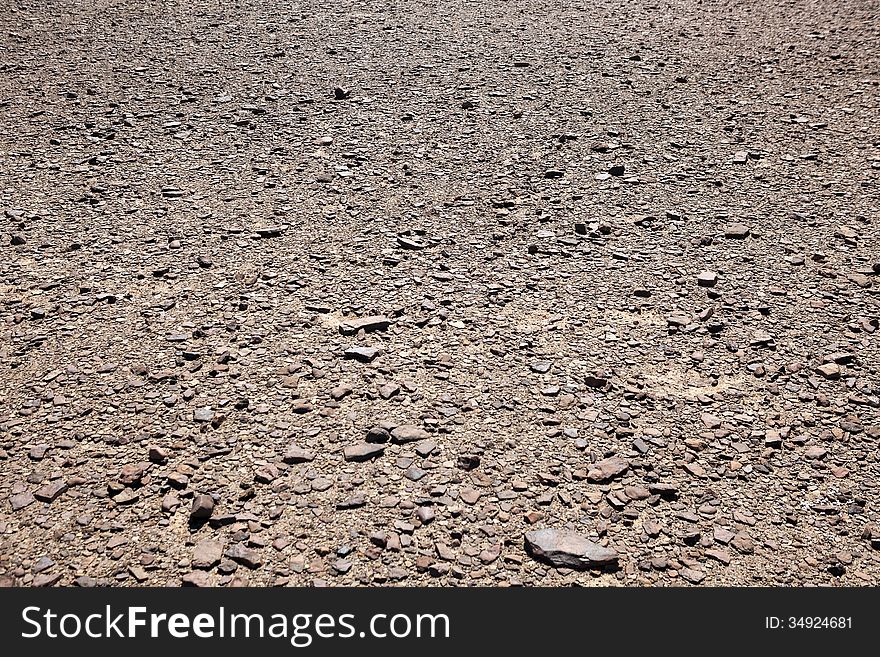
top-left (587, 457), bottom-right (629, 482)
top-left (129, 566), bottom-right (149, 582)
top-left (697, 271), bottom-right (718, 287)
top-left (705, 549), bottom-right (732, 565)
top-left (344, 346), bottom-right (380, 362)
top-left (283, 444), bottom-right (315, 464)
top-left (10, 492), bottom-right (35, 511)
top-left (405, 466), bottom-right (426, 481)
top-left (416, 507), bottom-right (435, 524)
top-left (397, 236), bottom-right (426, 250)
top-left (254, 464), bottom-right (279, 483)
top-left (181, 571), bottom-right (212, 587)
top-left (724, 223), bottom-right (750, 239)
top-left (343, 443), bottom-right (385, 462)
top-left (848, 273), bottom-right (871, 288)
top-left (330, 384), bottom-right (353, 400)
top-left (584, 373), bottom-right (608, 388)
top-left (192, 540), bottom-right (224, 569)
top-left (524, 529), bottom-right (618, 570)
top-left (34, 481), bottom-right (68, 503)
top-left (680, 568), bottom-right (706, 584)
top-left (119, 462), bottom-right (150, 486)
top-left (366, 426), bottom-right (392, 443)
top-left (816, 363), bottom-right (841, 380)
top-left (33, 572), bottom-right (63, 587)
top-left (161, 493), bottom-right (180, 512)
top-left (530, 360), bottom-right (552, 374)
top-left (823, 352), bottom-right (855, 365)
top-left (190, 494), bottom-right (215, 520)
top-left (391, 425), bottom-right (430, 443)
top-left (337, 494), bottom-right (366, 509)
top-left (339, 315), bottom-right (390, 335)
top-left (666, 312), bottom-right (691, 327)
top-left (148, 446), bottom-right (169, 463)
top-left (415, 440), bottom-right (436, 457)
top-left (332, 559), bottom-right (352, 574)
top-left (255, 226), bottom-right (284, 238)
top-left (225, 544), bottom-right (263, 569)
top-left (311, 478), bottom-right (333, 492)
top-left (479, 544), bottom-right (501, 564)
top-left (459, 488), bottom-right (481, 505)
top-left (193, 407), bottom-right (214, 423)
top-left (113, 489), bottom-right (139, 505)
top-left (379, 383), bottom-right (400, 399)
top-left (701, 413), bottom-right (722, 429)
top-left (33, 556), bottom-right (55, 573)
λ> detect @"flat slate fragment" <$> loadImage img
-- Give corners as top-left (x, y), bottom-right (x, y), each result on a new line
top-left (343, 443), bottom-right (385, 462)
top-left (390, 425), bottom-right (430, 443)
top-left (283, 444), bottom-right (315, 463)
top-left (587, 457), bottom-right (629, 482)
top-left (339, 315), bottom-right (390, 335)
top-left (344, 346), bottom-right (380, 362)
top-left (524, 529), bottom-right (618, 570)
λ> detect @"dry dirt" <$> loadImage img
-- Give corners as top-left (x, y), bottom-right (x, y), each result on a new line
top-left (1, 0), bottom-right (879, 587)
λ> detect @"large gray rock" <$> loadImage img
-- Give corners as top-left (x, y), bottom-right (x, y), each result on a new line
top-left (524, 529), bottom-right (618, 570)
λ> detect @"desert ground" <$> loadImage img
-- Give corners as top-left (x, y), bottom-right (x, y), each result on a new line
top-left (1, 0), bottom-right (879, 586)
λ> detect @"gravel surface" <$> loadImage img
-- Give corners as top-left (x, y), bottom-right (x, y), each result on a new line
top-left (1, 0), bottom-right (879, 587)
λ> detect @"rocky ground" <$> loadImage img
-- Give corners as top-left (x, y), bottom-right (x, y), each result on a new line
top-left (1, 0), bottom-right (879, 587)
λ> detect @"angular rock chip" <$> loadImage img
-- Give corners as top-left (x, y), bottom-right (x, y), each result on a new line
top-left (34, 481), bottom-right (68, 503)
top-left (190, 494), bottom-right (215, 520)
top-left (343, 443), bottom-right (385, 462)
top-left (192, 540), bottom-right (224, 569)
top-left (344, 346), bottom-right (380, 362)
top-left (339, 315), bottom-right (390, 335)
top-left (283, 444), bottom-right (315, 464)
top-left (225, 544), bottom-right (263, 569)
top-left (193, 407), bottom-right (214, 423)
top-left (816, 363), bottom-right (841, 379)
top-left (10, 492), bottom-right (36, 511)
top-left (391, 425), bottom-right (430, 443)
top-left (697, 271), bottom-right (718, 287)
top-left (366, 426), bottom-right (391, 443)
top-left (255, 226), bottom-right (284, 238)
top-left (181, 571), bottom-right (213, 587)
top-left (724, 223), bottom-right (750, 239)
top-left (587, 457), bottom-right (629, 482)
top-left (524, 529), bottom-right (618, 570)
